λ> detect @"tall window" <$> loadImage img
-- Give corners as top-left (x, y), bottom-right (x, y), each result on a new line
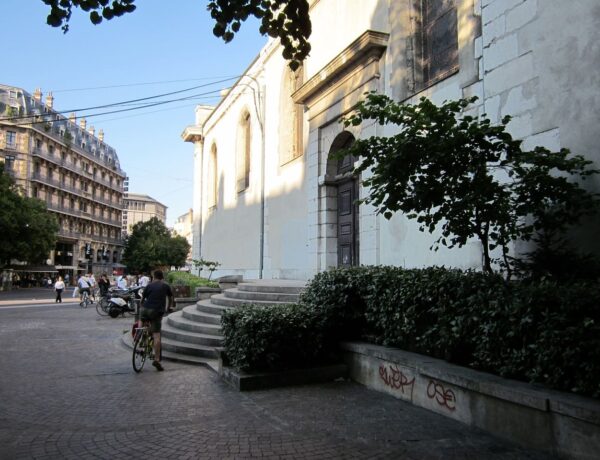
top-left (236, 112), bottom-right (251, 192)
top-left (208, 143), bottom-right (218, 208)
top-left (417, 0), bottom-right (459, 88)
top-left (6, 131), bottom-right (16, 149)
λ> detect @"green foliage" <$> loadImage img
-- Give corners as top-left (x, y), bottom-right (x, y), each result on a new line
top-left (223, 265), bottom-right (600, 397)
top-left (0, 163), bottom-right (59, 266)
top-left (166, 271), bottom-right (219, 289)
top-left (122, 217), bottom-right (190, 273)
top-left (43, 0), bottom-right (311, 70)
top-left (222, 303), bottom-right (330, 372)
top-left (192, 258), bottom-right (221, 280)
top-left (339, 94), bottom-right (599, 275)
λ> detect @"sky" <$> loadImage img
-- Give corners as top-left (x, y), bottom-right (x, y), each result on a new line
top-left (0, 0), bottom-right (267, 226)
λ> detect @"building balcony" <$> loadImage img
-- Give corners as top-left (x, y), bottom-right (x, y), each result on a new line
top-left (31, 173), bottom-right (124, 212)
top-left (31, 148), bottom-right (124, 193)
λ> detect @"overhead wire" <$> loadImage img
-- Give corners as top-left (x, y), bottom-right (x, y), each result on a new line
top-left (0, 76), bottom-right (240, 123)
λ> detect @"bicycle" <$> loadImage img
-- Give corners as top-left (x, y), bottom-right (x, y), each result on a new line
top-left (80, 290), bottom-right (92, 308)
top-left (132, 321), bottom-right (155, 373)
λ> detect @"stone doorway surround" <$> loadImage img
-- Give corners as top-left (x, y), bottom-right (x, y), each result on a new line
top-left (293, 30), bottom-right (388, 273)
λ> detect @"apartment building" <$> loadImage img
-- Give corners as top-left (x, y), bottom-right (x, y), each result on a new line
top-left (0, 84), bottom-right (127, 280)
top-left (122, 193), bottom-right (167, 236)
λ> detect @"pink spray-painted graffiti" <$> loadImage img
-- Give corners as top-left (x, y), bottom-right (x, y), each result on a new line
top-left (379, 364), bottom-right (415, 399)
top-left (426, 379), bottom-right (456, 411)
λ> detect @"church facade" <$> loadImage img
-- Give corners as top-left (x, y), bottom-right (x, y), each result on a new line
top-left (182, 0), bottom-right (600, 281)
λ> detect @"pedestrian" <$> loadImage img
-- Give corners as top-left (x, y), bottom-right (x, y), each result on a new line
top-left (54, 276), bottom-right (65, 303)
top-left (47, 277), bottom-right (53, 289)
top-left (139, 269), bottom-right (174, 371)
top-left (64, 273), bottom-right (70, 286)
top-left (139, 272), bottom-right (150, 288)
top-left (98, 273), bottom-right (110, 297)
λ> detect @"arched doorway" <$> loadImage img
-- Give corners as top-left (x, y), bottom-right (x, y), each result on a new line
top-left (328, 132), bottom-right (359, 267)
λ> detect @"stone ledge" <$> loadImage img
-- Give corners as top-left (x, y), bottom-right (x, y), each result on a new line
top-left (219, 362), bottom-right (348, 392)
top-left (340, 341), bottom-right (600, 460)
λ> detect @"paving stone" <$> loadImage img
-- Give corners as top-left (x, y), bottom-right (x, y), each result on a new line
top-left (0, 295), bottom-right (553, 459)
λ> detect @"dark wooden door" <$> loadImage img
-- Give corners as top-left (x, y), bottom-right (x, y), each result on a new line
top-left (337, 178), bottom-right (359, 267)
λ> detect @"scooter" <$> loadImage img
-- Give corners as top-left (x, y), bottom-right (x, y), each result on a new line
top-left (107, 286), bottom-right (143, 318)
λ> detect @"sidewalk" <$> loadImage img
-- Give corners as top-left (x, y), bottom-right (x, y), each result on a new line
top-left (0, 287), bottom-right (79, 305)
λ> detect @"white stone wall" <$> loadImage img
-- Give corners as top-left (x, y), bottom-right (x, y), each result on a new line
top-left (186, 0), bottom-right (600, 280)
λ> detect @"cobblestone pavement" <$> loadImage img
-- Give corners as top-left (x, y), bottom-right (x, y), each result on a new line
top-left (0, 300), bottom-right (552, 459)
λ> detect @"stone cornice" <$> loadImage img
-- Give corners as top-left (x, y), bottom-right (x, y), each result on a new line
top-left (181, 126), bottom-right (204, 143)
top-left (292, 30), bottom-right (389, 106)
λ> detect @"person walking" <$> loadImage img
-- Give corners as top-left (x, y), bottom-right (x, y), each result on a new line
top-left (139, 270), bottom-right (174, 371)
top-left (54, 276), bottom-right (65, 303)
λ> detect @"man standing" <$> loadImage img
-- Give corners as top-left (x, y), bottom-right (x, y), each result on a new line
top-left (138, 272), bottom-right (150, 288)
top-left (140, 270), bottom-right (173, 371)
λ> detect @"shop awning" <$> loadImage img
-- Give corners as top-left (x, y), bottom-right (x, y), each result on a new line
top-left (12, 265), bottom-right (58, 273)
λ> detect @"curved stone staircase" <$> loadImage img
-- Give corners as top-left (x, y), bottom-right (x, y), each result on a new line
top-left (160, 280), bottom-right (306, 370)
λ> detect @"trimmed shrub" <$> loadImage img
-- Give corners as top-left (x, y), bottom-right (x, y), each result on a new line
top-left (222, 265), bottom-right (600, 397)
top-left (166, 271), bottom-right (219, 291)
top-left (221, 303), bottom-right (330, 372)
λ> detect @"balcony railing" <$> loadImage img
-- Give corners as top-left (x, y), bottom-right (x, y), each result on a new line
top-left (30, 123), bottom-right (127, 177)
top-left (31, 172), bottom-right (123, 212)
top-left (32, 148), bottom-right (124, 193)
top-left (57, 228), bottom-right (123, 246)
top-left (45, 200), bottom-right (122, 229)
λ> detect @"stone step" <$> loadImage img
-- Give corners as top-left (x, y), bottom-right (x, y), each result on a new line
top-left (224, 288), bottom-right (300, 303)
top-left (167, 311), bottom-right (223, 336)
top-left (161, 322), bottom-right (223, 348)
top-left (210, 293), bottom-right (292, 308)
top-left (237, 280), bottom-right (305, 295)
top-left (182, 306), bottom-right (222, 325)
top-left (161, 336), bottom-right (220, 359)
top-left (195, 299), bottom-right (236, 316)
top-left (120, 334), bottom-right (218, 369)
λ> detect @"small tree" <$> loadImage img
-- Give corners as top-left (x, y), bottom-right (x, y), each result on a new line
top-left (0, 164), bottom-right (59, 266)
top-left (192, 258), bottom-right (221, 280)
top-left (339, 93), bottom-right (599, 275)
top-left (122, 217), bottom-right (190, 273)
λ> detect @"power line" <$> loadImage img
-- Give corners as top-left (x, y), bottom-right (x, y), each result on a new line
top-left (51, 76), bottom-right (240, 93)
top-left (1, 76), bottom-right (239, 123)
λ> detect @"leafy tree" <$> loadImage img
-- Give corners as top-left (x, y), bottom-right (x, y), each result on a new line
top-left (122, 217), bottom-right (190, 272)
top-left (0, 163), bottom-right (59, 266)
top-left (42, 0), bottom-right (311, 70)
top-left (339, 93), bottom-right (599, 275)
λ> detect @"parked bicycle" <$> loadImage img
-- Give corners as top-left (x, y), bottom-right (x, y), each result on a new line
top-left (132, 321), bottom-right (155, 373)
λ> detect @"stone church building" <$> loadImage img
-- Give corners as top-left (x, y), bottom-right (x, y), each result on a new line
top-left (182, 0), bottom-right (600, 281)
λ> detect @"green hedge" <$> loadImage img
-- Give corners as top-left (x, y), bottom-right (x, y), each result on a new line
top-left (166, 271), bottom-right (219, 290)
top-left (222, 266), bottom-right (600, 397)
top-left (222, 303), bottom-right (332, 371)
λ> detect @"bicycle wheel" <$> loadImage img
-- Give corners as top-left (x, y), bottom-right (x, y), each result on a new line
top-left (80, 292), bottom-right (88, 308)
top-left (96, 298), bottom-right (109, 316)
top-left (132, 331), bottom-right (148, 373)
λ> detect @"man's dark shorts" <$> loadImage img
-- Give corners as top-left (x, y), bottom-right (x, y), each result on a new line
top-left (140, 307), bottom-right (164, 334)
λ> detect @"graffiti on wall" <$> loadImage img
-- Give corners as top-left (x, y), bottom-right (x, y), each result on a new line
top-left (426, 379), bottom-right (456, 411)
top-left (379, 364), bottom-right (415, 399)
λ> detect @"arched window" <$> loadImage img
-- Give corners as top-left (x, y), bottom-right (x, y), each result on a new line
top-left (236, 111), bottom-right (251, 192)
top-left (208, 143), bottom-right (218, 208)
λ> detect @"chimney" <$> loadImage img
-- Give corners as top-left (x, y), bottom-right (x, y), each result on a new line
top-left (88, 126), bottom-right (95, 137)
top-left (98, 129), bottom-right (104, 142)
top-left (45, 92), bottom-right (54, 109)
top-left (33, 88), bottom-right (43, 102)
top-left (79, 118), bottom-right (86, 130)
top-left (69, 112), bottom-right (76, 123)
